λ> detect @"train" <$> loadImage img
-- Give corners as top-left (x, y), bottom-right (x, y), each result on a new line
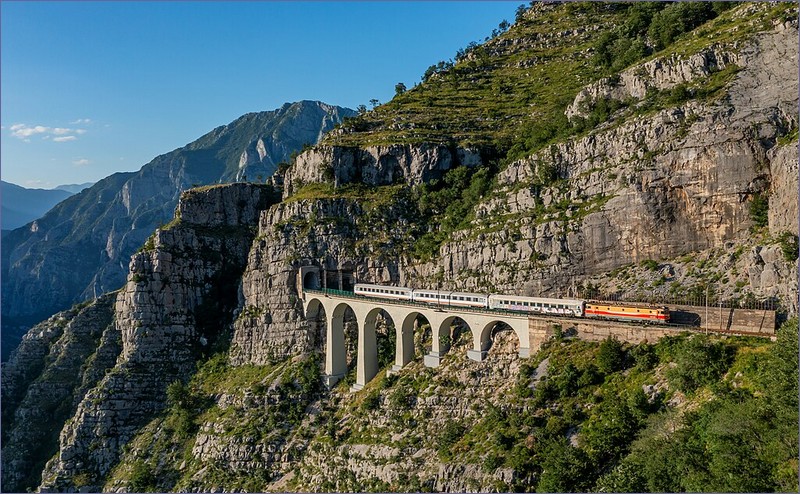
top-left (353, 283), bottom-right (669, 323)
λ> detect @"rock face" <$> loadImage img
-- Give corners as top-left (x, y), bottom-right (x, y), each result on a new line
top-left (1, 294), bottom-right (117, 493)
top-left (1, 101), bottom-right (354, 356)
top-left (3, 4), bottom-right (798, 493)
top-left (37, 184), bottom-right (275, 492)
top-left (284, 144), bottom-right (482, 198)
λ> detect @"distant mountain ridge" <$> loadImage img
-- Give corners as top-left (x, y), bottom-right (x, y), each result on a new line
top-left (1, 181), bottom-right (74, 231)
top-left (54, 182), bottom-right (94, 194)
top-left (1, 100), bottom-right (355, 355)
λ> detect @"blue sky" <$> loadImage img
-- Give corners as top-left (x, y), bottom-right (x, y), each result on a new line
top-left (1, 1), bottom-right (519, 188)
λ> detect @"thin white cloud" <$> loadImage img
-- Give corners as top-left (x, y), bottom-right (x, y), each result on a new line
top-left (11, 124), bottom-right (49, 138)
top-left (70, 118), bottom-right (92, 125)
top-left (9, 123), bottom-right (87, 141)
top-left (72, 158), bottom-right (90, 166)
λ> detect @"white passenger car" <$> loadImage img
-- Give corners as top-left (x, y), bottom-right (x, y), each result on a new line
top-left (488, 294), bottom-right (584, 317)
top-left (354, 283), bottom-right (413, 301)
top-left (411, 290), bottom-right (488, 308)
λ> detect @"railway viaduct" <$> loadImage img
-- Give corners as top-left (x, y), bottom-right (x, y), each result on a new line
top-left (297, 268), bottom-right (777, 389)
top-left (302, 288), bottom-right (531, 389)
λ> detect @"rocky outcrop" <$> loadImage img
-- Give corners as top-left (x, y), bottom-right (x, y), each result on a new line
top-left (1, 294), bottom-right (117, 492)
top-left (4, 4), bottom-right (798, 493)
top-left (38, 184), bottom-right (275, 492)
top-left (230, 198), bottom-right (395, 366)
top-left (404, 17), bottom-right (798, 299)
top-left (289, 331), bottom-right (526, 492)
top-left (283, 144), bottom-right (482, 198)
top-left (2, 101), bottom-right (354, 355)
top-left (768, 143), bottom-right (799, 235)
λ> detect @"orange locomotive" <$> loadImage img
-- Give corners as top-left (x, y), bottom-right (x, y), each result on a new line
top-left (584, 302), bottom-right (670, 323)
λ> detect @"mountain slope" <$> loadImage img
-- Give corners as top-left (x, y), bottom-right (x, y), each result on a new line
top-left (1, 2), bottom-right (797, 493)
top-left (1, 101), bottom-right (355, 354)
top-left (54, 182), bottom-right (94, 194)
top-left (1, 181), bottom-right (74, 230)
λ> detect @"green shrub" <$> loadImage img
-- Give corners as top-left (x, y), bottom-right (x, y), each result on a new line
top-left (640, 259), bottom-right (659, 271)
top-left (596, 337), bottom-right (626, 374)
top-left (536, 438), bottom-right (594, 492)
top-left (437, 420), bottom-right (466, 460)
top-left (362, 391), bottom-right (381, 411)
top-left (629, 344), bottom-right (658, 371)
top-left (667, 336), bottom-right (734, 393)
top-left (749, 193), bottom-right (769, 228)
top-left (483, 453), bottom-right (503, 472)
top-left (777, 231), bottom-right (799, 263)
top-left (128, 461), bottom-right (156, 492)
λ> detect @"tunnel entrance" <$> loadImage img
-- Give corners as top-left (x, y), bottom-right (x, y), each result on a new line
top-left (303, 270), bottom-right (321, 290)
top-left (323, 268), bottom-right (355, 291)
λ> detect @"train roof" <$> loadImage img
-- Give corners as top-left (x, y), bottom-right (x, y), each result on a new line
top-left (489, 294), bottom-right (584, 305)
top-left (354, 283), bottom-right (412, 291)
top-left (587, 300), bottom-right (669, 310)
top-left (413, 289), bottom-right (487, 298)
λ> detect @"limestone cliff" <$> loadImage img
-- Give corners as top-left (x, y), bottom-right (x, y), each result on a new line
top-left (36, 184), bottom-right (275, 491)
top-left (1, 294), bottom-right (117, 492)
top-left (3, 3), bottom-right (798, 493)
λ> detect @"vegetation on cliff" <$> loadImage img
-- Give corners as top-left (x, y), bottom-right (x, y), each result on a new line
top-left (4, 2), bottom-right (797, 492)
top-left (324, 1), bottom-right (788, 161)
top-left (103, 319), bottom-right (798, 492)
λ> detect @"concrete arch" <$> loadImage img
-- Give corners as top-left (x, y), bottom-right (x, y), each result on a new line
top-left (303, 297), bottom-right (327, 352)
top-left (420, 315), bottom-right (471, 367)
top-left (304, 297), bottom-right (324, 319)
top-left (475, 320), bottom-right (519, 356)
top-left (394, 311), bottom-right (423, 371)
top-left (469, 318), bottom-right (529, 361)
top-left (323, 301), bottom-right (356, 386)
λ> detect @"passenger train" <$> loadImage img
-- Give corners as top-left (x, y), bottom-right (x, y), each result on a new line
top-left (353, 283), bottom-right (669, 323)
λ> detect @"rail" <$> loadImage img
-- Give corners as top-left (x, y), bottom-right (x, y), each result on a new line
top-left (303, 288), bottom-right (531, 319)
top-left (302, 288), bottom-right (773, 335)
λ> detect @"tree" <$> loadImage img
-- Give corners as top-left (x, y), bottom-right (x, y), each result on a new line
top-left (357, 104), bottom-right (367, 114)
top-left (515, 4), bottom-right (527, 22)
top-left (596, 336), bottom-right (625, 374)
top-left (369, 98), bottom-right (380, 109)
top-left (394, 82), bottom-right (407, 96)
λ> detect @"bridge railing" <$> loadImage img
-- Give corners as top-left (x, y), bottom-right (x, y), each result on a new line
top-left (302, 288), bottom-right (720, 331)
top-left (303, 288), bottom-right (531, 319)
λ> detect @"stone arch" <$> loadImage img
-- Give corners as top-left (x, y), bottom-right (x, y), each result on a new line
top-left (324, 301), bottom-right (357, 386)
top-left (477, 320), bottom-right (520, 356)
top-left (395, 311), bottom-right (427, 369)
top-left (304, 297), bottom-right (327, 352)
